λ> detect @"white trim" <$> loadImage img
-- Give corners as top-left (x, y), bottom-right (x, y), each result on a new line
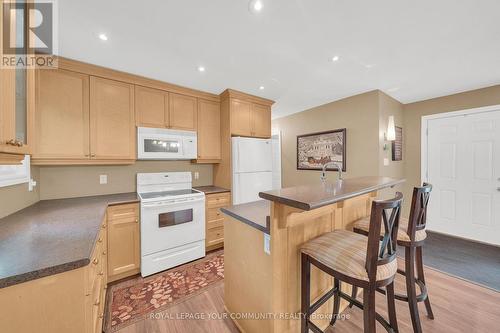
top-left (0, 155), bottom-right (31, 188)
top-left (421, 104), bottom-right (500, 185)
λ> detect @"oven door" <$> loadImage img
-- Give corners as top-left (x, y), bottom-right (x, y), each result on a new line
top-left (140, 197), bottom-right (205, 256)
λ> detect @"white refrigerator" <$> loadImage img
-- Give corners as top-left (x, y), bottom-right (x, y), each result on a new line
top-left (232, 137), bottom-right (274, 205)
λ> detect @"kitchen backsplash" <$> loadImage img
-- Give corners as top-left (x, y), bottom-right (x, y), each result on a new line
top-left (38, 161), bottom-right (213, 200)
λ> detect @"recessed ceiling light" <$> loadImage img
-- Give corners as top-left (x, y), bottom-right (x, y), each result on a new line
top-left (197, 66), bottom-right (205, 72)
top-left (249, 0), bottom-right (263, 13)
top-left (331, 55), bottom-right (340, 62)
top-left (259, 86), bottom-right (265, 90)
top-left (98, 33), bottom-right (108, 41)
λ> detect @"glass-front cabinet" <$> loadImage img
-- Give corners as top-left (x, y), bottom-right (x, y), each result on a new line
top-left (0, 0), bottom-right (35, 161)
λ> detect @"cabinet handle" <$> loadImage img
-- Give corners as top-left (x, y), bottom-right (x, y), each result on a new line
top-left (94, 300), bottom-right (100, 306)
top-left (91, 153), bottom-right (96, 158)
top-left (135, 218), bottom-right (139, 223)
top-left (98, 238), bottom-right (103, 243)
top-left (102, 251), bottom-right (107, 255)
top-left (99, 271), bottom-right (104, 276)
top-left (99, 314), bottom-right (104, 319)
top-left (102, 224), bottom-right (107, 229)
top-left (93, 258), bottom-right (99, 265)
top-left (6, 139), bottom-right (23, 147)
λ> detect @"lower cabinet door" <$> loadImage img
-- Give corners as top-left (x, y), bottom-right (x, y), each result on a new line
top-left (107, 205), bottom-right (140, 282)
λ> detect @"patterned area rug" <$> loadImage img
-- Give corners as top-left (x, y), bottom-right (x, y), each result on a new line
top-left (105, 251), bottom-right (224, 332)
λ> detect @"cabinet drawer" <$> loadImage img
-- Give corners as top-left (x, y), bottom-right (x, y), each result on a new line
top-left (207, 218), bottom-right (223, 230)
top-left (206, 193), bottom-right (230, 208)
top-left (107, 203), bottom-right (139, 221)
top-left (206, 226), bottom-right (224, 246)
top-left (207, 206), bottom-right (225, 222)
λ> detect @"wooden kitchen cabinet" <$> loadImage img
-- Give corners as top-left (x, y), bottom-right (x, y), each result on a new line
top-left (33, 72), bottom-right (136, 165)
top-left (0, 0), bottom-right (35, 161)
top-left (107, 203), bottom-right (140, 282)
top-left (251, 103), bottom-right (272, 138)
top-left (169, 93), bottom-right (197, 130)
top-left (205, 191), bottom-right (231, 251)
top-left (34, 69), bottom-right (90, 160)
top-left (135, 85), bottom-right (169, 128)
top-left (230, 98), bottom-right (252, 136)
top-left (196, 99), bottom-right (221, 162)
top-left (225, 92), bottom-right (272, 138)
top-left (90, 76), bottom-right (136, 161)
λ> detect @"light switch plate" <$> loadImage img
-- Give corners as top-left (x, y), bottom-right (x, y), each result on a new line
top-left (383, 158), bottom-right (389, 166)
top-left (264, 234), bottom-right (271, 255)
top-left (194, 172), bottom-right (200, 180)
top-left (99, 175), bottom-right (108, 185)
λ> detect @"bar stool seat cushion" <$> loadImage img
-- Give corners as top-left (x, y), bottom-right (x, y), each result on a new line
top-left (353, 216), bottom-right (427, 242)
top-left (301, 230), bottom-right (398, 282)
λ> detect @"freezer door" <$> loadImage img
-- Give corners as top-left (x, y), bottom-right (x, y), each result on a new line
top-left (233, 171), bottom-right (273, 205)
top-left (232, 137), bottom-right (272, 173)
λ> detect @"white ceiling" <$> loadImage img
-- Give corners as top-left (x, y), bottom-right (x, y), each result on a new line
top-left (58, 0), bottom-right (500, 119)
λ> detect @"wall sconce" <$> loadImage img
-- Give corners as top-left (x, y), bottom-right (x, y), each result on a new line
top-left (384, 115), bottom-right (396, 150)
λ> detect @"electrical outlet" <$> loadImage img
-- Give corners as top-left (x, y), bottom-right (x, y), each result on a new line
top-left (383, 158), bottom-right (389, 166)
top-left (99, 175), bottom-right (108, 185)
top-left (264, 234), bottom-right (271, 255)
top-left (194, 172), bottom-right (200, 180)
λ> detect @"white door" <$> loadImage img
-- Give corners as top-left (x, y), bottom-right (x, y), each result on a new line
top-left (232, 137), bottom-right (272, 173)
top-left (425, 108), bottom-right (500, 245)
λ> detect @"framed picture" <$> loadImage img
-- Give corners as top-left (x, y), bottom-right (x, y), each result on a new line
top-left (392, 126), bottom-right (403, 161)
top-left (297, 129), bottom-right (346, 171)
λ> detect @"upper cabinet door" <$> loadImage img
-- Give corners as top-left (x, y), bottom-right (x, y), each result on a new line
top-left (90, 77), bottom-right (135, 160)
top-left (251, 103), bottom-right (271, 138)
top-left (34, 69), bottom-right (90, 159)
top-left (197, 99), bottom-right (221, 160)
top-left (0, 1), bottom-right (34, 156)
top-left (135, 86), bottom-right (168, 128)
top-left (230, 98), bottom-right (252, 136)
top-left (169, 93), bottom-right (197, 131)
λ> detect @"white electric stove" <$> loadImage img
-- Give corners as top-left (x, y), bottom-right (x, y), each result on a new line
top-left (137, 172), bottom-right (205, 277)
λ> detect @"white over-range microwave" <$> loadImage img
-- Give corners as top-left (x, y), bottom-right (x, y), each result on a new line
top-left (137, 127), bottom-right (197, 160)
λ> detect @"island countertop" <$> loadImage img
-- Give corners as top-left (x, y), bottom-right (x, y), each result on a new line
top-left (0, 192), bottom-right (139, 289)
top-left (259, 176), bottom-right (405, 211)
top-left (221, 200), bottom-right (270, 234)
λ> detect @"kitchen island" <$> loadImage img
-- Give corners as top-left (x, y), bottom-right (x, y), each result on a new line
top-left (221, 176), bottom-right (405, 333)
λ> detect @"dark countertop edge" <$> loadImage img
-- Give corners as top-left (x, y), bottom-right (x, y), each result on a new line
top-left (0, 258), bottom-right (90, 289)
top-left (220, 207), bottom-right (270, 235)
top-left (259, 178), bottom-right (406, 211)
top-left (0, 193), bottom-right (139, 290)
top-left (193, 186), bottom-right (231, 195)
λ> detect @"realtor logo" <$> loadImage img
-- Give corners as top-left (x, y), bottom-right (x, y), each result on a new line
top-left (2, 0), bottom-right (58, 68)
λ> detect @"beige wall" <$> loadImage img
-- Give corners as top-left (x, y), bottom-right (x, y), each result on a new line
top-left (403, 84), bottom-right (500, 215)
top-left (0, 167), bottom-right (40, 219)
top-left (38, 161), bottom-right (213, 200)
top-left (272, 90), bottom-right (381, 187)
top-left (377, 92), bottom-right (405, 201)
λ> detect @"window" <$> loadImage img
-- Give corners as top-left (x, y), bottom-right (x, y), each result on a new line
top-left (0, 155), bottom-right (31, 188)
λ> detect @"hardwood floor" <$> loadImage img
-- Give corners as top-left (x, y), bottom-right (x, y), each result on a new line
top-left (113, 261), bottom-right (499, 333)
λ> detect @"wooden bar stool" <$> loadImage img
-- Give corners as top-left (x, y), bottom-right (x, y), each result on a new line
top-left (351, 184), bottom-right (434, 333)
top-left (300, 192), bottom-right (403, 333)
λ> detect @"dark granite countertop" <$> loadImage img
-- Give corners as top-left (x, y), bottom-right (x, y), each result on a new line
top-left (259, 176), bottom-right (405, 211)
top-left (0, 192), bottom-right (138, 289)
top-left (193, 186), bottom-right (230, 195)
top-left (221, 200), bottom-right (270, 234)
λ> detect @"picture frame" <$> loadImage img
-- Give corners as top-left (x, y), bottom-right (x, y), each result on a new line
top-left (296, 129), bottom-right (346, 171)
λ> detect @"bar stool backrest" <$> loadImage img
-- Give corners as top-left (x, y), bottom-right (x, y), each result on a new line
top-left (365, 192), bottom-right (403, 282)
top-left (407, 183), bottom-right (433, 243)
